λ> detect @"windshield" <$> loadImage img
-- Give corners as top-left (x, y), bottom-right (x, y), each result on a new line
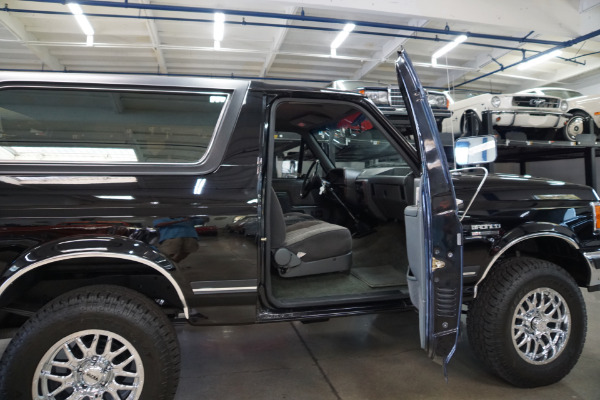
top-left (444, 90), bottom-right (487, 102)
top-left (274, 100), bottom-right (411, 171)
top-left (310, 111), bottom-right (409, 170)
top-left (539, 89), bottom-right (584, 99)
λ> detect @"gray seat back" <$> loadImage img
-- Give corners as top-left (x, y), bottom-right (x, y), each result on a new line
top-left (270, 188), bottom-right (286, 249)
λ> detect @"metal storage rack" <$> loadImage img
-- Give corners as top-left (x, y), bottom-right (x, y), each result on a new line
top-left (493, 138), bottom-right (599, 189)
top-left (477, 111), bottom-right (600, 191)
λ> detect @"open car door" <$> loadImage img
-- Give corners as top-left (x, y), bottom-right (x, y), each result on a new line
top-left (396, 50), bottom-right (463, 370)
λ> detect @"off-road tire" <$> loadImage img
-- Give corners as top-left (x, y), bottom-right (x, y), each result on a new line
top-left (467, 257), bottom-right (586, 387)
top-left (0, 285), bottom-right (180, 399)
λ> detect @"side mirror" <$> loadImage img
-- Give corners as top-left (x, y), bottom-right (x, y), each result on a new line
top-left (454, 135), bottom-right (497, 166)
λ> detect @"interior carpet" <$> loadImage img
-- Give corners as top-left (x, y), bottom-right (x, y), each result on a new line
top-left (351, 265), bottom-right (407, 288)
top-left (271, 272), bottom-right (372, 299)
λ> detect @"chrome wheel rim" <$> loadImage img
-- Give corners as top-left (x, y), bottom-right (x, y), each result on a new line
top-left (565, 116), bottom-right (585, 141)
top-left (32, 329), bottom-right (144, 400)
top-left (511, 287), bottom-right (571, 365)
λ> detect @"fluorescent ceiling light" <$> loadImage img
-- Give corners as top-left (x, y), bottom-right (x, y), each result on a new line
top-left (517, 50), bottom-right (562, 70)
top-left (0, 146), bottom-right (138, 162)
top-left (431, 34), bottom-right (468, 66)
top-left (495, 72), bottom-right (548, 82)
top-left (214, 12), bottom-right (225, 49)
top-left (330, 23), bottom-right (355, 56)
top-left (423, 62), bottom-right (474, 70)
top-left (67, 2), bottom-right (95, 42)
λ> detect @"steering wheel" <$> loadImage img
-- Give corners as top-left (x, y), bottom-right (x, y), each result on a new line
top-left (300, 160), bottom-right (322, 198)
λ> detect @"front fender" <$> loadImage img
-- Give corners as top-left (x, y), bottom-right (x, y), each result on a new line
top-left (494, 222), bottom-right (581, 253)
top-left (474, 222), bottom-right (581, 297)
top-left (0, 235), bottom-right (189, 317)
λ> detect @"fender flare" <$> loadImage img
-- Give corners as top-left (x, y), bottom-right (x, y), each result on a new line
top-left (0, 235), bottom-right (190, 318)
top-left (473, 222), bottom-right (581, 298)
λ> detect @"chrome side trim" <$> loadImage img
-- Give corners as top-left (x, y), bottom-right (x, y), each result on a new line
top-left (474, 232), bottom-right (580, 298)
top-left (192, 287), bottom-right (257, 295)
top-left (583, 251), bottom-right (600, 287)
top-left (491, 111), bottom-right (568, 116)
top-left (191, 279), bottom-right (258, 295)
top-left (0, 252), bottom-right (190, 319)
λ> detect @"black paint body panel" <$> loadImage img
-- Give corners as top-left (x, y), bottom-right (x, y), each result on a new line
top-left (0, 66), bottom-right (598, 327)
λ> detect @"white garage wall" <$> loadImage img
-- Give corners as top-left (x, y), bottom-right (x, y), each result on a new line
top-left (568, 74), bottom-right (600, 96)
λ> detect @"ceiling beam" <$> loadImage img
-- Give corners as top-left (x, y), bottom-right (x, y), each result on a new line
top-left (260, 6), bottom-right (298, 77)
top-left (18, 0), bottom-right (572, 45)
top-left (0, 12), bottom-right (62, 70)
top-left (139, 0), bottom-right (167, 74)
top-left (352, 18), bottom-right (428, 80)
top-left (580, 0), bottom-right (600, 13)
top-left (274, 0), bottom-right (599, 37)
top-left (432, 46), bottom-right (518, 88)
top-left (514, 56), bottom-right (600, 91)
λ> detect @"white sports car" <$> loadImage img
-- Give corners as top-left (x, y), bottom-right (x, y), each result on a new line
top-left (517, 87), bottom-right (600, 141)
top-left (442, 91), bottom-right (570, 140)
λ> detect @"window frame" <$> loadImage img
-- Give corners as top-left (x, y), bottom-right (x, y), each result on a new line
top-left (0, 77), bottom-right (249, 175)
top-left (270, 97), bottom-right (419, 176)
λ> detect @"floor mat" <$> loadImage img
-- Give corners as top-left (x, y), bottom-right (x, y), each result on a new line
top-left (271, 272), bottom-right (370, 300)
top-left (351, 265), bottom-right (406, 288)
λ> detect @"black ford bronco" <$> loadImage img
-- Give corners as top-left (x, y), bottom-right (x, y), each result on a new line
top-left (0, 51), bottom-right (598, 399)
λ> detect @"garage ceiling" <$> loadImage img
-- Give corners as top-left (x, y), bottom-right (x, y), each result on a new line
top-left (1, 0), bottom-right (599, 94)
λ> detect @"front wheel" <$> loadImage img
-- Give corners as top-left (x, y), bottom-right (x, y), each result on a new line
top-left (0, 285), bottom-right (180, 399)
top-left (467, 257), bottom-right (586, 387)
top-left (563, 111), bottom-right (590, 141)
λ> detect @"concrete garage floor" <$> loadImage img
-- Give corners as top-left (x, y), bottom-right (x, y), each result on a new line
top-left (0, 290), bottom-right (597, 399)
top-left (175, 290), bottom-right (600, 400)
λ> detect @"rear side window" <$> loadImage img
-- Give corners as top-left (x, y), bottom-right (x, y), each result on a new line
top-left (0, 88), bottom-right (229, 163)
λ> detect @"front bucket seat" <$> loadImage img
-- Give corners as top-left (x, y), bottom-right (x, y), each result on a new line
top-left (270, 188), bottom-right (352, 278)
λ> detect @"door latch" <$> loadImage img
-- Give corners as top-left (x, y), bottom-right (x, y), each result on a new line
top-left (432, 257), bottom-right (446, 271)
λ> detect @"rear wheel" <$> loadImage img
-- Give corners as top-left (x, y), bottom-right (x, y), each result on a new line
top-left (467, 257), bottom-right (586, 387)
top-left (0, 285), bottom-right (180, 399)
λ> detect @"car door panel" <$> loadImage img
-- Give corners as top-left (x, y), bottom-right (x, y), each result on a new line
top-left (396, 50), bottom-right (463, 364)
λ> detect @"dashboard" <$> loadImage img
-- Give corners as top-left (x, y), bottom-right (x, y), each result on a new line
top-left (326, 167), bottom-right (416, 221)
